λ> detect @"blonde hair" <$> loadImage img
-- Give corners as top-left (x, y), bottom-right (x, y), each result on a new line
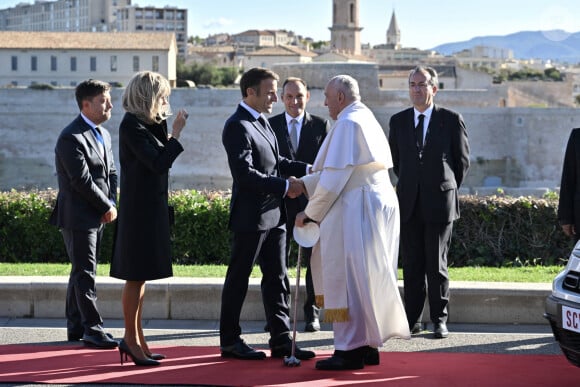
top-left (122, 71), bottom-right (171, 124)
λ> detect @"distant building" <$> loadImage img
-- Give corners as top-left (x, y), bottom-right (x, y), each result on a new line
top-left (243, 45), bottom-right (317, 70)
top-left (385, 10), bottom-right (401, 50)
top-left (364, 10), bottom-right (442, 65)
top-left (377, 65), bottom-right (493, 90)
top-left (366, 46), bottom-right (441, 63)
top-left (330, 0), bottom-right (362, 55)
top-left (230, 29), bottom-right (298, 53)
top-left (453, 45), bottom-right (514, 71)
top-left (314, 51), bottom-right (373, 63)
top-left (116, 4), bottom-right (188, 57)
top-left (0, 0), bottom-right (188, 57)
top-left (0, 31), bottom-right (177, 87)
top-left (0, 0), bottom-right (131, 32)
top-left (195, 29), bottom-right (314, 70)
top-left (187, 45), bottom-right (239, 68)
top-left (205, 33), bottom-right (232, 47)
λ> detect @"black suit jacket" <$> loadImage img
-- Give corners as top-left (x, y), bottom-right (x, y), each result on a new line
top-left (49, 115), bottom-right (117, 230)
top-left (269, 112), bottom-right (329, 217)
top-left (222, 105), bottom-right (308, 232)
top-left (389, 105), bottom-right (470, 223)
top-left (558, 128), bottom-right (580, 230)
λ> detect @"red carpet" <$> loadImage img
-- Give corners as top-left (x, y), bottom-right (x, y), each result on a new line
top-left (0, 345), bottom-right (577, 386)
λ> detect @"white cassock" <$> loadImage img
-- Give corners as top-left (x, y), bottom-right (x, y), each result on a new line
top-left (302, 101), bottom-right (410, 351)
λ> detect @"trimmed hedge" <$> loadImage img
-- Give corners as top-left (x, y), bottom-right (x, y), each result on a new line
top-left (170, 189), bottom-right (231, 264)
top-left (451, 195), bottom-right (573, 266)
top-left (0, 189), bottom-right (574, 266)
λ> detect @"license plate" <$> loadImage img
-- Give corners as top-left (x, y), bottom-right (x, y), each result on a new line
top-left (562, 305), bottom-right (580, 333)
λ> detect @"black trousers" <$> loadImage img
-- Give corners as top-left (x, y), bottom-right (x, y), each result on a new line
top-left (401, 202), bottom-right (452, 327)
top-left (220, 227), bottom-right (291, 347)
top-left (61, 226), bottom-right (105, 335)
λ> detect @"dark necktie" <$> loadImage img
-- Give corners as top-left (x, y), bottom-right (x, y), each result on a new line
top-left (415, 114), bottom-right (425, 151)
top-left (257, 115), bottom-right (276, 145)
top-left (257, 115), bottom-right (267, 128)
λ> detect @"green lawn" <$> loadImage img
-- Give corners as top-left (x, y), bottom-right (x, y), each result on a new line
top-left (0, 263), bottom-right (564, 282)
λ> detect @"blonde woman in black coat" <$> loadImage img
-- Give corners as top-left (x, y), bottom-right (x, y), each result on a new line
top-left (110, 71), bottom-right (188, 366)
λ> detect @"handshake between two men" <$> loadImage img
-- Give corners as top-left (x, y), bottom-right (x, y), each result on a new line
top-left (286, 176), bottom-right (305, 199)
top-left (286, 176), bottom-right (313, 229)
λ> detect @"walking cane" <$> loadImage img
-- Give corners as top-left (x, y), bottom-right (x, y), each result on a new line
top-left (283, 219), bottom-right (319, 367)
top-left (283, 244), bottom-right (303, 367)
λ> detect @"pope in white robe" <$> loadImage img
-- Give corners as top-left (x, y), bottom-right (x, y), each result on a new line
top-left (296, 75), bottom-right (410, 371)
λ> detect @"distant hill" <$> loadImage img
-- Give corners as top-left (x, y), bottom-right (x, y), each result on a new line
top-left (432, 30), bottom-right (580, 63)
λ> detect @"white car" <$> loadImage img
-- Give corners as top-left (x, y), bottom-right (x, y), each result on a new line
top-left (545, 241), bottom-right (580, 367)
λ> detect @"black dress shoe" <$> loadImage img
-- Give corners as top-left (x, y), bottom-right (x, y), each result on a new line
top-left (304, 319), bottom-right (320, 332)
top-left (67, 332), bottom-right (84, 342)
top-left (68, 332), bottom-right (114, 342)
top-left (270, 341), bottom-right (316, 360)
top-left (410, 322), bottom-right (423, 335)
top-left (316, 349), bottom-right (364, 370)
top-left (363, 346), bottom-right (379, 365)
top-left (221, 340), bottom-right (266, 360)
top-left (82, 332), bottom-right (118, 349)
top-left (434, 322), bottom-right (449, 339)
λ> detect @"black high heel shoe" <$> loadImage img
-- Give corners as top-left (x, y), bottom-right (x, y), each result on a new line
top-left (118, 339), bottom-right (160, 366)
top-left (147, 352), bottom-right (166, 360)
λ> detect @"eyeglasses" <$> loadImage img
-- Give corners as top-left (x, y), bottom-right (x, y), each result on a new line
top-left (409, 82), bottom-right (430, 89)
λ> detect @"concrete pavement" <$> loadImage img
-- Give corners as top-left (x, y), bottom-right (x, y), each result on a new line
top-left (0, 276), bottom-right (565, 358)
top-left (0, 276), bottom-right (553, 324)
top-left (0, 318), bottom-right (562, 356)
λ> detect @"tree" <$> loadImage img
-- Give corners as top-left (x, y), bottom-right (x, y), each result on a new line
top-left (189, 35), bottom-right (204, 46)
top-left (176, 61), bottom-right (239, 87)
top-left (311, 40), bottom-right (329, 50)
top-left (544, 67), bottom-right (562, 81)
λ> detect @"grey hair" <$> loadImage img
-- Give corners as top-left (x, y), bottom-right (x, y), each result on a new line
top-left (409, 66), bottom-right (439, 87)
top-left (328, 74), bottom-right (361, 101)
top-left (122, 71), bottom-right (171, 124)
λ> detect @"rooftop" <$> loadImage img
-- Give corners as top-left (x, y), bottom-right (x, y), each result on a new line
top-left (0, 31), bottom-right (175, 50)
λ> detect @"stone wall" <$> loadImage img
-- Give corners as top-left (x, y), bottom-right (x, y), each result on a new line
top-left (1, 87), bottom-right (580, 194)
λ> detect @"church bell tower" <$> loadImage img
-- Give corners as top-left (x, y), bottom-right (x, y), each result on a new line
top-left (386, 10), bottom-right (401, 49)
top-left (329, 0), bottom-right (363, 55)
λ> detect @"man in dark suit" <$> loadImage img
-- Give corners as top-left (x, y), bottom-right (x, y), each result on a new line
top-left (269, 77), bottom-right (329, 332)
top-left (558, 128), bottom-right (580, 242)
top-left (388, 66), bottom-right (470, 339)
top-left (220, 67), bottom-right (315, 361)
top-left (49, 79), bottom-right (118, 348)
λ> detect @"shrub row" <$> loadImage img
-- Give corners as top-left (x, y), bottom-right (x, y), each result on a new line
top-left (0, 190), bottom-right (574, 266)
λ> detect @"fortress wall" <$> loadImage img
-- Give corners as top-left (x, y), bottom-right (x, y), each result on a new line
top-left (1, 87), bottom-right (580, 193)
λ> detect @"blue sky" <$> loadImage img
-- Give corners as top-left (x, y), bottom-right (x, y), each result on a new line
top-left (1, 0), bottom-right (579, 49)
